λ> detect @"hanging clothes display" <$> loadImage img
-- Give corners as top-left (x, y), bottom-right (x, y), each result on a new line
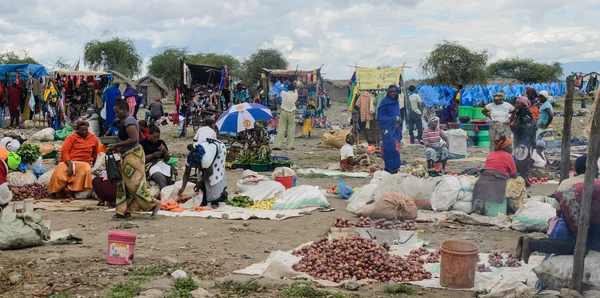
top-left (356, 92), bottom-right (374, 129)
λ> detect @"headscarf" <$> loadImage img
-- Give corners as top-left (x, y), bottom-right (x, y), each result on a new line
top-left (536, 140), bottom-right (546, 148)
top-left (516, 96), bottom-right (531, 108)
top-left (429, 116), bottom-right (440, 125)
top-left (494, 135), bottom-right (512, 150)
top-left (538, 90), bottom-right (553, 103)
top-left (377, 85), bottom-right (402, 141)
top-left (76, 120), bottom-right (89, 130)
top-left (525, 87), bottom-right (538, 99)
top-left (493, 92), bottom-right (504, 101)
top-left (186, 144), bottom-right (206, 168)
top-left (123, 86), bottom-right (136, 98)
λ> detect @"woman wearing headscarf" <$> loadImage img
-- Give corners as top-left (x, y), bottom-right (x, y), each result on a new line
top-left (123, 86), bottom-right (137, 118)
top-left (526, 88), bottom-right (540, 122)
top-left (110, 100), bottom-right (160, 219)
top-left (377, 85), bottom-right (403, 174)
top-left (528, 140), bottom-right (558, 180)
top-left (48, 121), bottom-right (100, 200)
top-left (483, 93), bottom-right (515, 152)
top-left (512, 96), bottom-right (537, 181)
top-left (240, 120), bottom-right (271, 162)
top-left (472, 136), bottom-right (518, 215)
top-left (423, 117), bottom-right (449, 174)
top-left (537, 90), bottom-right (554, 140)
top-left (178, 138), bottom-right (228, 208)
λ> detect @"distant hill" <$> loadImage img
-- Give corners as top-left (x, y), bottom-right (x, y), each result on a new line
top-left (561, 61), bottom-right (600, 78)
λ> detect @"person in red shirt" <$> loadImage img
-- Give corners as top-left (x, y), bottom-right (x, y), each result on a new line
top-left (8, 83), bottom-right (21, 128)
top-left (138, 120), bottom-right (150, 140)
top-left (472, 136), bottom-right (518, 215)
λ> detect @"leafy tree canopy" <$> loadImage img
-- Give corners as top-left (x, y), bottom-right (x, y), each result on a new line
top-left (0, 51), bottom-right (39, 65)
top-left (84, 37), bottom-right (142, 78)
top-left (147, 46), bottom-right (188, 88)
top-left (420, 40), bottom-right (489, 85)
top-left (243, 48), bottom-right (288, 84)
top-left (487, 57), bottom-right (563, 83)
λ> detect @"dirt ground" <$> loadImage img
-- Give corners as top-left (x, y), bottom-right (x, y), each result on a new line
top-left (0, 99), bottom-right (586, 297)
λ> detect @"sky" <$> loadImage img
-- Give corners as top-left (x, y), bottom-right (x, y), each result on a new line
top-left (2, 0), bottom-right (600, 80)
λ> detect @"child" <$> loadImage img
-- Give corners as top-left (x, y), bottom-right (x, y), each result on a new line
top-left (301, 100), bottom-right (316, 138)
top-left (105, 119), bottom-right (120, 136)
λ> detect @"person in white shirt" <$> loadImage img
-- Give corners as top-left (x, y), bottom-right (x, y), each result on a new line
top-left (194, 118), bottom-right (217, 145)
top-left (339, 134), bottom-right (367, 172)
top-left (483, 93), bottom-right (516, 152)
top-left (274, 83), bottom-right (298, 150)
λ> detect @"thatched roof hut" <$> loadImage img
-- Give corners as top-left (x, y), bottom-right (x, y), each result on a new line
top-left (107, 70), bottom-right (137, 93)
top-left (136, 75), bottom-right (171, 104)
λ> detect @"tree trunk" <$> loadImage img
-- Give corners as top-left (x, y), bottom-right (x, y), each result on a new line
top-left (561, 77), bottom-right (575, 182)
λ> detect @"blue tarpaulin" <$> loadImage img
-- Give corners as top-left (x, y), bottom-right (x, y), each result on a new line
top-left (0, 64), bottom-right (50, 79)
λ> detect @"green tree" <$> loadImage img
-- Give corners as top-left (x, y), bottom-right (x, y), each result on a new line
top-left (0, 50), bottom-right (39, 64)
top-left (147, 46), bottom-right (188, 88)
top-left (186, 52), bottom-right (242, 79)
top-left (83, 37), bottom-right (142, 78)
top-left (487, 58), bottom-right (563, 83)
top-left (52, 56), bottom-right (72, 70)
top-left (420, 40), bottom-right (489, 85)
top-left (243, 48), bottom-right (288, 84)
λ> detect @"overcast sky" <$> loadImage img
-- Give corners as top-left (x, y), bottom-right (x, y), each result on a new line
top-left (2, 0), bottom-right (599, 79)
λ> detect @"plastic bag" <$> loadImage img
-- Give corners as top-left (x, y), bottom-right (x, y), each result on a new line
top-left (7, 152), bottom-right (21, 170)
top-left (510, 200), bottom-right (556, 232)
top-left (0, 209), bottom-right (49, 250)
top-left (30, 128), bottom-right (56, 142)
top-left (370, 171), bottom-right (391, 185)
top-left (354, 192), bottom-right (418, 220)
top-left (321, 130), bottom-right (350, 149)
top-left (430, 176), bottom-right (461, 211)
top-left (105, 153), bottom-right (121, 184)
top-left (535, 251), bottom-right (600, 291)
top-left (272, 186), bottom-right (330, 210)
top-left (54, 126), bottom-right (74, 141)
top-left (338, 178), bottom-right (354, 200)
top-left (373, 174), bottom-right (444, 203)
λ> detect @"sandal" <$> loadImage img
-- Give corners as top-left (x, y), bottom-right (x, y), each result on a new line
top-left (151, 202), bottom-right (161, 219)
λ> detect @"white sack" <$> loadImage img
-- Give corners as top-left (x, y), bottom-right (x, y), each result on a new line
top-left (29, 128), bottom-right (55, 142)
top-left (160, 181), bottom-right (203, 208)
top-left (346, 184), bottom-right (378, 212)
top-left (370, 170), bottom-right (391, 185)
top-left (372, 174), bottom-right (444, 202)
top-left (535, 251), bottom-right (600, 291)
top-left (272, 167), bottom-right (295, 178)
top-left (430, 176), bottom-right (461, 211)
top-left (36, 169), bottom-right (54, 187)
top-left (510, 200), bottom-right (556, 232)
top-left (272, 186), bottom-right (330, 210)
top-left (448, 129), bottom-right (468, 156)
top-left (7, 172), bottom-right (37, 187)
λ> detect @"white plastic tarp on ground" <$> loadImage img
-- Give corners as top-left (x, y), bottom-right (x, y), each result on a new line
top-left (121, 205), bottom-right (321, 221)
top-left (296, 168), bottom-right (370, 178)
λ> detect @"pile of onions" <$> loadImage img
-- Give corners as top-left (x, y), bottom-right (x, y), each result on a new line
top-left (332, 218), bottom-right (350, 228)
top-left (9, 183), bottom-right (48, 201)
top-left (477, 263), bottom-right (492, 272)
top-left (291, 235), bottom-right (432, 283)
top-left (505, 253), bottom-right (521, 267)
top-left (375, 219), bottom-right (416, 231)
top-left (408, 248), bottom-right (440, 264)
top-left (488, 251), bottom-right (504, 268)
top-left (355, 217), bottom-right (372, 228)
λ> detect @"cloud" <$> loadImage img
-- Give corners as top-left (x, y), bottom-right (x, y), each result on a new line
top-left (0, 0), bottom-right (599, 79)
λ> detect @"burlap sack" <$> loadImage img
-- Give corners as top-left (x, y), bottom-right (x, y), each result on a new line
top-left (354, 192), bottom-right (418, 220)
top-left (321, 130), bottom-right (350, 149)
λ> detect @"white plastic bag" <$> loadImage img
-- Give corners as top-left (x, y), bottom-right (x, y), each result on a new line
top-left (272, 186), bottom-right (330, 210)
top-left (160, 181), bottom-right (203, 207)
top-left (510, 200), bottom-right (556, 232)
top-left (29, 128), bottom-right (55, 142)
top-left (448, 129), bottom-right (468, 156)
top-left (346, 184), bottom-right (377, 212)
top-left (535, 251), bottom-right (600, 291)
top-left (452, 201), bottom-right (473, 213)
top-left (238, 170), bottom-right (285, 202)
top-left (373, 174), bottom-right (444, 202)
top-left (430, 176), bottom-right (461, 211)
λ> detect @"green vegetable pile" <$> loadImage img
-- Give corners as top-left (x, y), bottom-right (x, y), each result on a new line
top-left (233, 155), bottom-right (272, 165)
top-left (16, 143), bottom-right (42, 164)
top-left (226, 195), bottom-right (254, 208)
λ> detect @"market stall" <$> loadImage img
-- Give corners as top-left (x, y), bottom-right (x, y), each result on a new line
top-left (0, 64), bottom-right (51, 127)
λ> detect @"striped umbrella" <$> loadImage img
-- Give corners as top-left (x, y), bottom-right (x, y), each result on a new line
top-left (216, 103), bottom-right (273, 133)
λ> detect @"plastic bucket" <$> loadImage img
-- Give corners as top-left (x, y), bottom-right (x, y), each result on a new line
top-left (374, 229), bottom-right (398, 245)
top-left (330, 227), bottom-right (351, 240)
top-left (434, 162), bottom-right (442, 171)
top-left (440, 240), bottom-right (479, 289)
top-left (107, 231), bottom-right (137, 265)
top-left (275, 176), bottom-right (294, 189)
top-left (458, 107), bottom-right (473, 118)
top-left (355, 227), bottom-right (375, 240)
top-left (484, 199), bottom-right (507, 216)
top-left (472, 108), bottom-right (486, 119)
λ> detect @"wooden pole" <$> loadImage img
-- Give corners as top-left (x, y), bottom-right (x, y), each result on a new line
top-left (561, 77), bottom-right (575, 182)
top-left (571, 90), bottom-right (600, 292)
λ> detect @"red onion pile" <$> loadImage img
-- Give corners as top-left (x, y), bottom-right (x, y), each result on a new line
top-left (505, 253), bottom-right (522, 267)
top-left (374, 219), bottom-right (416, 231)
top-left (355, 217), bottom-right (372, 228)
top-left (408, 248), bottom-right (440, 264)
top-left (488, 251), bottom-right (504, 268)
top-left (9, 183), bottom-right (48, 201)
top-left (332, 218), bottom-right (350, 228)
top-left (291, 235), bottom-right (432, 283)
top-left (477, 263), bottom-right (493, 272)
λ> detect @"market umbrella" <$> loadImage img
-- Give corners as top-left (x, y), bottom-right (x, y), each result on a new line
top-left (216, 103), bottom-right (273, 133)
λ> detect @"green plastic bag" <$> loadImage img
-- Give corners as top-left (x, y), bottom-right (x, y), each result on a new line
top-left (7, 152), bottom-right (21, 170)
top-left (54, 126), bottom-right (74, 141)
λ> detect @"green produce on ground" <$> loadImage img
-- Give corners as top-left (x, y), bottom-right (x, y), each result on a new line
top-left (226, 195), bottom-right (253, 208)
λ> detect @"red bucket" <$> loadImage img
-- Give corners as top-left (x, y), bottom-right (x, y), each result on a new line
top-left (107, 231), bottom-right (137, 265)
top-left (275, 176), bottom-right (294, 189)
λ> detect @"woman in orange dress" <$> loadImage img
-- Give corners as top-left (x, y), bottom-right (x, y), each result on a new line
top-left (48, 121), bottom-right (99, 199)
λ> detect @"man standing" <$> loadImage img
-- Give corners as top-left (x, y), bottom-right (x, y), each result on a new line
top-left (274, 83), bottom-right (298, 150)
top-left (102, 83), bottom-right (121, 129)
top-left (8, 83), bottom-right (21, 128)
top-left (377, 85), bottom-right (403, 174)
top-left (406, 85), bottom-right (424, 144)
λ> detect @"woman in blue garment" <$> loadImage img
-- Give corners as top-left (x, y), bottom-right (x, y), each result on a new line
top-left (377, 85), bottom-right (403, 174)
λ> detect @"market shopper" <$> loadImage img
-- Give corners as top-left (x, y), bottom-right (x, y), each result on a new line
top-left (517, 155), bottom-right (600, 263)
top-left (123, 86), bottom-right (137, 116)
top-left (483, 93), bottom-right (515, 152)
top-left (48, 121), bottom-right (99, 200)
top-left (472, 136), bottom-right (518, 215)
top-left (178, 139), bottom-right (228, 208)
top-left (537, 90), bottom-right (554, 140)
top-left (340, 134), bottom-right (367, 172)
top-left (193, 118), bottom-right (217, 145)
top-left (102, 83), bottom-right (121, 130)
top-left (406, 85), bottom-right (424, 144)
top-left (377, 85), bottom-right (403, 174)
top-left (140, 126), bottom-right (175, 189)
top-left (512, 96), bottom-right (537, 181)
top-left (138, 120), bottom-right (150, 140)
top-left (423, 117), bottom-right (449, 174)
top-left (232, 83), bottom-right (249, 104)
top-left (274, 83), bottom-right (298, 150)
top-left (111, 100), bottom-right (160, 220)
top-left (92, 176), bottom-right (117, 206)
top-left (146, 98), bottom-right (164, 124)
top-left (8, 83), bottom-right (21, 128)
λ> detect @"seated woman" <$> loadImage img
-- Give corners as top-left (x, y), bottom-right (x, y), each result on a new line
top-left (528, 140), bottom-right (557, 180)
top-left (340, 134), bottom-right (367, 172)
top-left (49, 121), bottom-right (100, 199)
top-left (423, 117), bottom-right (449, 174)
top-left (92, 173), bottom-right (117, 207)
top-left (138, 120), bottom-right (150, 140)
top-left (178, 139), bottom-right (228, 208)
top-left (240, 120), bottom-right (270, 162)
top-left (472, 136), bottom-right (519, 215)
top-left (517, 156), bottom-right (600, 263)
top-left (140, 126), bottom-right (175, 189)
